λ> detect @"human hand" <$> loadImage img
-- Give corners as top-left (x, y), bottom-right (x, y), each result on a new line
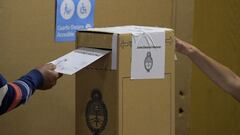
top-left (36, 63), bottom-right (62, 90)
top-left (175, 37), bottom-right (198, 56)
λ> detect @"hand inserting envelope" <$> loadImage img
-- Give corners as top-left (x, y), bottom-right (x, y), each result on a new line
top-left (51, 47), bottom-right (110, 75)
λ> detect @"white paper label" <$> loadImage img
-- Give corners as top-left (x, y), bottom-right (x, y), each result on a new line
top-left (51, 47), bottom-right (110, 75)
top-left (131, 31), bottom-right (165, 79)
top-left (111, 33), bottom-right (118, 70)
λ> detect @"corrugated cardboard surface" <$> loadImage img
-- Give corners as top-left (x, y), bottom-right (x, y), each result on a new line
top-left (76, 30), bottom-right (175, 135)
top-left (192, 0), bottom-right (240, 135)
top-left (118, 32), bottom-right (175, 135)
top-left (0, 0), bottom-right (193, 135)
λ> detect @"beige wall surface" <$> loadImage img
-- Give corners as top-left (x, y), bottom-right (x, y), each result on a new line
top-left (0, 0), bottom-right (173, 135)
top-left (0, 1), bottom-right (75, 135)
top-left (0, 0), bottom-right (194, 135)
top-left (174, 0), bottom-right (194, 134)
top-left (192, 0), bottom-right (240, 135)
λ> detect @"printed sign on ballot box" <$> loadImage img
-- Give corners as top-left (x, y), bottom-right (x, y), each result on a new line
top-left (56, 0), bottom-right (95, 42)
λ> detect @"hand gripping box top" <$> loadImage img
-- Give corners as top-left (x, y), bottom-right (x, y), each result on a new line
top-left (76, 26), bottom-right (175, 135)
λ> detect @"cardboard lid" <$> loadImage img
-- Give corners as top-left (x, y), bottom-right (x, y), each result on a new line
top-left (81, 25), bottom-right (172, 34)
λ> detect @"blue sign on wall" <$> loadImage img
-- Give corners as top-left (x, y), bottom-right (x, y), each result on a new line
top-left (56, 0), bottom-right (95, 42)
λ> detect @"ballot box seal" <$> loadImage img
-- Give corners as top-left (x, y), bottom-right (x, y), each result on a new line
top-left (144, 51), bottom-right (153, 72)
top-left (86, 89), bottom-right (108, 135)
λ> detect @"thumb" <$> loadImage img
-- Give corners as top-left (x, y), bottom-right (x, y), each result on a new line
top-left (47, 63), bottom-right (56, 70)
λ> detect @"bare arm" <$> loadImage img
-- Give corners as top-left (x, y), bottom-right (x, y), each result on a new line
top-left (176, 38), bottom-right (240, 102)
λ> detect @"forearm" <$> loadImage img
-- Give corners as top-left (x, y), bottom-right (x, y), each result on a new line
top-left (187, 48), bottom-right (240, 101)
top-left (0, 69), bottom-right (43, 115)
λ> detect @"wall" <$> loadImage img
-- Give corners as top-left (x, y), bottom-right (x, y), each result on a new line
top-left (0, 1), bottom-right (75, 135)
top-left (192, 0), bottom-right (240, 134)
top-left (174, 0), bottom-right (194, 134)
top-left (0, 0), bottom-right (172, 135)
top-left (0, 0), bottom-right (193, 134)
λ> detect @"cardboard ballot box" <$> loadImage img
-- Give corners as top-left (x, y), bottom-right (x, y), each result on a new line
top-left (76, 26), bottom-right (175, 135)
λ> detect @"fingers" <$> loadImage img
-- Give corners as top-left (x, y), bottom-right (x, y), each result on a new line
top-left (58, 73), bottom-right (63, 79)
top-left (175, 37), bottom-right (183, 52)
top-left (37, 63), bottom-right (63, 90)
top-left (48, 64), bottom-right (63, 79)
top-left (175, 37), bottom-right (197, 56)
top-left (47, 64), bottom-right (63, 79)
top-left (175, 37), bottom-right (184, 46)
top-left (46, 63), bottom-right (56, 70)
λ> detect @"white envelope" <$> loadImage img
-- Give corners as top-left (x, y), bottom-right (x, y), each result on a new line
top-left (51, 47), bottom-right (110, 75)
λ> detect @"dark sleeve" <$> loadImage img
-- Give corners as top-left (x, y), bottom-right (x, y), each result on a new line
top-left (0, 69), bottom-right (43, 115)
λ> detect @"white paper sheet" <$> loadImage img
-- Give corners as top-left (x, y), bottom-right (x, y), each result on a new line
top-left (111, 33), bottom-right (118, 70)
top-left (131, 30), bottom-right (165, 79)
top-left (87, 25), bottom-right (170, 34)
top-left (51, 47), bottom-right (110, 75)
